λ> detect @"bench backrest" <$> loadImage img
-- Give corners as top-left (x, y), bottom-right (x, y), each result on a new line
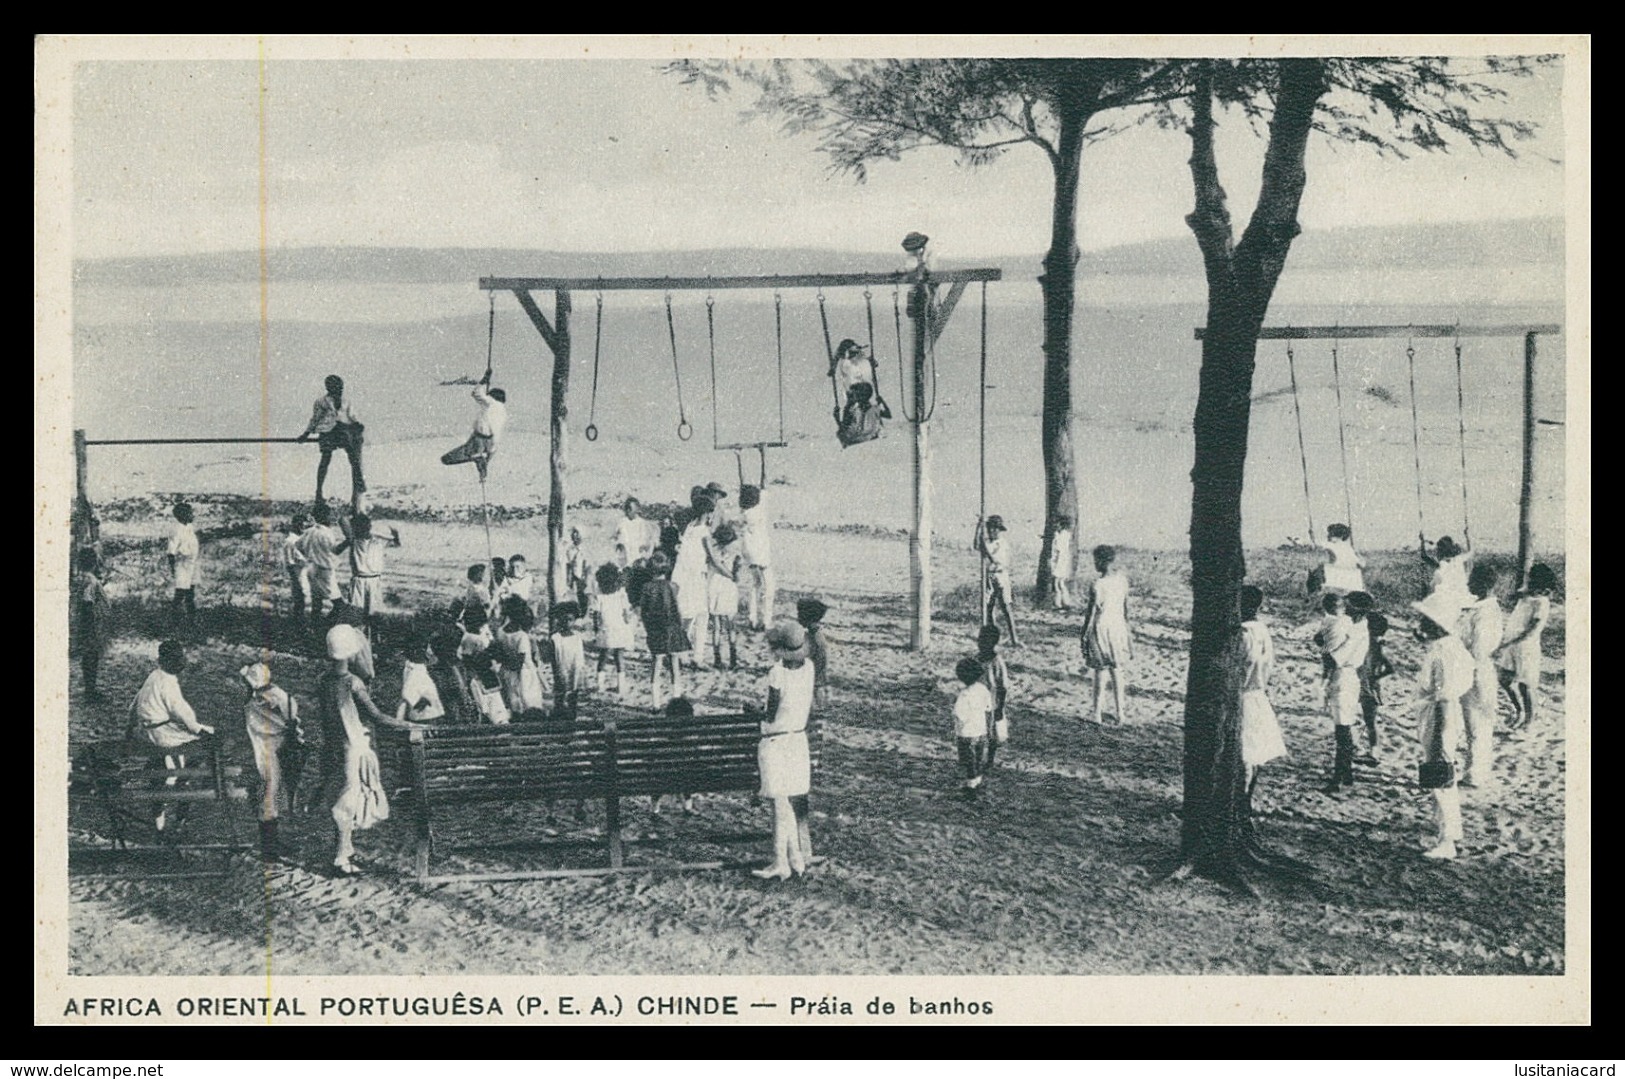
top-left (70, 739), bottom-right (231, 803)
top-left (398, 708), bottom-right (820, 805)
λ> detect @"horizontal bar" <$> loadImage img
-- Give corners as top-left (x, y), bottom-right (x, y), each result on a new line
top-left (480, 269), bottom-right (1003, 292)
top-left (717, 441), bottom-right (789, 451)
top-left (1194, 324), bottom-right (1561, 340)
top-left (83, 437), bottom-right (305, 446)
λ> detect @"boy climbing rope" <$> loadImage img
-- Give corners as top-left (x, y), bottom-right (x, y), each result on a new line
top-left (441, 370), bottom-right (508, 482)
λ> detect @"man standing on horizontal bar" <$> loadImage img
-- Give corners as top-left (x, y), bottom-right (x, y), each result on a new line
top-left (298, 374), bottom-right (368, 512)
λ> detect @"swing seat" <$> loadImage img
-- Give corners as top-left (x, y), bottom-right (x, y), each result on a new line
top-left (836, 402), bottom-right (886, 448)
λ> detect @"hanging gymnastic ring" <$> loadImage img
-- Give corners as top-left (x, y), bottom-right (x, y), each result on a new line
top-left (584, 423), bottom-right (599, 442)
top-left (677, 421), bottom-right (694, 442)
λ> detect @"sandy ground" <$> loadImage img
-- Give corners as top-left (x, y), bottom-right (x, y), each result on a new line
top-left (61, 493), bottom-right (1568, 977)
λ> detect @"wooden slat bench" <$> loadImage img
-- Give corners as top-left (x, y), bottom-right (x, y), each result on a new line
top-left (68, 737), bottom-right (251, 876)
top-left (389, 708), bottom-right (822, 884)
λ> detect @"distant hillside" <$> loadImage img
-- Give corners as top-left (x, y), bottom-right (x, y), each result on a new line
top-left (74, 217), bottom-right (1563, 288)
top-left (1073, 216), bottom-right (1565, 278)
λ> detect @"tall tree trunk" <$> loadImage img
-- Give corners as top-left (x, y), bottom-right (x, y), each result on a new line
top-left (1034, 106), bottom-right (1088, 607)
top-left (547, 291), bottom-right (573, 608)
top-left (1180, 60), bottom-right (1326, 880)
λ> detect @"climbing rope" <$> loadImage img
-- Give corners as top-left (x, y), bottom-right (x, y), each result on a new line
top-left (584, 291), bottom-right (604, 442)
top-left (483, 289), bottom-right (496, 382)
top-left (862, 289), bottom-right (890, 413)
top-left (817, 290), bottom-right (842, 415)
top-left (1329, 332), bottom-right (1355, 532)
top-left (705, 294), bottom-right (720, 450)
top-left (1406, 336), bottom-right (1427, 544)
top-left (664, 293), bottom-right (693, 441)
top-left (1285, 339), bottom-right (1316, 542)
top-left (1454, 331), bottom-right (1472, 549)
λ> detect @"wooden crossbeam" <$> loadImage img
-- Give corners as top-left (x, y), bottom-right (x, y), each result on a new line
top-left (481, 269), bottom-right (1002, 293)
top-left (510, 288), bottom-right (559, 354)
top-left (1195, 324), bottom-right (1561, 340)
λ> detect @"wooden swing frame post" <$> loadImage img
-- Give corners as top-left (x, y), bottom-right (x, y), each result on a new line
top-left (1193, 322), bottom-right (1561, 582)
top-left (483, 268), bottom-right (1000, 649)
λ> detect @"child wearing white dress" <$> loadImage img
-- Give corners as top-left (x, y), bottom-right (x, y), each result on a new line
top-left (705, 522), bottom-right (743, 670)
top-left (1231, 586), bottom-right (1287, 797)
top-left (547, 602), bottom-right (590, 721)
top-left (672, 496), bottom-right (715, 666)
top-left (495, 597), bottom-right (547, 717)
top-left (1496, 563), bottom-right (1556, 731)
top-left (1081, 545), bottom-right (1132, 724)
top-left (1048, 515), bottom-right (1075, 611)
top-left (753, 621), bottom-right (815, 880)
top-left (1421, 535), bottom-right (1474, 611)
top-left (1320, 523), bottom-right (1366, 594)
top-left (395, 636), bottom-right (446, 725)
top-left (1412, 592), bottom-right (1476, 860)
top-left (1458, 564), bottom-right (1505, 788)
top-left (592, 563), bottom-right (635, 694)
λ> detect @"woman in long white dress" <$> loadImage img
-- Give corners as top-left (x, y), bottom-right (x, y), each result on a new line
top-left (672, 495), bottom-right (715, 666)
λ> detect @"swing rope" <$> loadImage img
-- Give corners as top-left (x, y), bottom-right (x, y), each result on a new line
top-left (664, 293), bottom-right (693, 441)
top-left (817, 291), bottom-right (842, 414)
top-left (1454, 331), bottom-right (1472, 549)
top-left (1406, 337), bottom-right (1427, 544)
top-left (1284, 339), bottom-right (1316, 542)
top-left (893, 284), bottom-right (939, 424)
top-left (1329, 332), bottom-right (1355, 533)
top-left (705, 294), bottom-right (720, 450)
top-left (774, 291), bottom-right (786, 445)
top-left (484, 289), bottom-right (495, 381)
top-left (584, 291), bottom-right (604, 442)
top-left (979, 281), bottom-right (989, 628)
top-left (862, 289), bottom-right (890, 411)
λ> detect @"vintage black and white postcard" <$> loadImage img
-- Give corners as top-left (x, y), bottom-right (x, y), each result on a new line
top-left (34, 34), bottom-right (1590, 1025)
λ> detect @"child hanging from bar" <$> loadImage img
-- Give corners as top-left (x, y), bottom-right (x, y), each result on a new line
top-left (441, 370), bottom-right (508, 482)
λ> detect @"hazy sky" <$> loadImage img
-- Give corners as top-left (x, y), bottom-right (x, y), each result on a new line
top-left (63, 41), bottom-right (1571, 260)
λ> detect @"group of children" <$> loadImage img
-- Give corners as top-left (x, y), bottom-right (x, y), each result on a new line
top-left (1236, 523), bottom-right (1558, 861)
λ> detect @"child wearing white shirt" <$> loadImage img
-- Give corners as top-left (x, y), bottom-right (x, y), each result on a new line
top-left (953, 656), bottom-right (994, 798)
top-left (440, 372), bottom-right (508, 482)
top-left (166, 502), bottom-right (200, 635)
top-left (298, 502), bottom-right (347, 624)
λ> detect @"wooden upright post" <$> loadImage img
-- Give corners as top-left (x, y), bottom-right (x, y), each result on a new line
top-left (72, 428), bottom-right (98, 554)
top-left (909, 270), bottom-right (933, 651)
top-left (548, 291), bottom-right (573, 608)
top-left (1519, 330), bottom-right (1537, 587)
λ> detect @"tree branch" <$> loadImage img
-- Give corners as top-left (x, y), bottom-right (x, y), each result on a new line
top-left (1184, 63), bottom-right (1235, 289)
